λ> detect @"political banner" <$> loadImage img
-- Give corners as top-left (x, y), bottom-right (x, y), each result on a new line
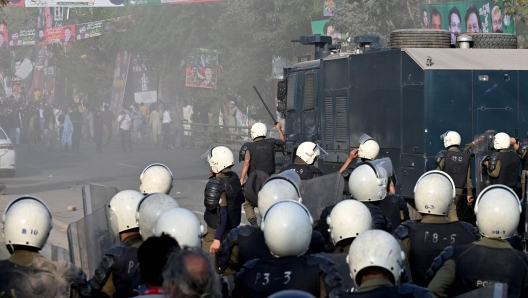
top-left (30, 45), bottom-right (56, 98)
top-left (420, 1), bottom-right (515, 43)
top-left (76, 21), bottom-right (105, 40)
top-left (311, 20), bottom-right (347, 45)
top-left (25, 0), bottom-right (125, 7)
top-left (53, 7), bottom-right (65, 26)
top-left (8, 30), bottom-right (23, 47)
top-left (185, 49), bottom-right (218, 89)
top-left (132, 53), bottom-right (157, 104)
top-left (127, 0), bottom-right (225, 6)
top-left (110, 51), bottom-right (131, 117)
top-left (19, 29), bottom-right (37, 45)
top-left (43, 25), bottom-right (76, 43)
top-left (0, 25), bottom-right (7, 48)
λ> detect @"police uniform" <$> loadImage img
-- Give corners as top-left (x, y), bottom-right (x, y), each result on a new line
top-left (240, 137), bottom-right (285, 222)
top-left (218, 226), bottom-right (329, 276)
top-left (280, 158), bottom-right (323, 180)
top-left (334, 278), bottom-right (433, 297)
top-left (91, 233), bottom-right (143, 298)
top-left (0, 250), bottom-right (90, 298)
top-left (435, 146), bottom-right (473, 221)
top-left (515, 141), bottom-right (528, 196)
top-left (342, 158), bottom-right (397, 192)
top-left (203, 169), bottom-right (245, 252)
top-left (232, 254), bottom-right (343, 298)
top-left (427, 237), bottom-right (528, 298)
top-left (488, 149), bottom-right (520, 188)
top-left (393, 216), bottom-right (479, 287)
top-left (374, 195), bottom-right (409, 233)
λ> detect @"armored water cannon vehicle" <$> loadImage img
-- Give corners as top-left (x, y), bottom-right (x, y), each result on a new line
top-left (277, 30), bottom-right (527, 199)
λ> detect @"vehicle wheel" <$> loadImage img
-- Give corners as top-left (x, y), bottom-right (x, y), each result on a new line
top-left (389, 29), bottom-right (451, 49)
top-left (6, 170), bottom-right (15, 178)
top-left (466, 33), bottom-right (517, 49)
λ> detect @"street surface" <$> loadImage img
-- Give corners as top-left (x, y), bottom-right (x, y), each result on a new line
top-left (0, 140), bottom-right (248, 250)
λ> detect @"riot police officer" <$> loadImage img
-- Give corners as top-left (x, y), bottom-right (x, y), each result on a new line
top-left (280, 141), bottom-right (326, 180)
top-left (218, 171), bottom-right (326, 275)
top-left (239, 122), bottom-right (285, 226)
top-left (153, 207), bottom-right (204, 248)
top-left (139, 163), bottom-right (174, 195)
top-left (393, 171), bottom-right (479, 287)
top-left (339, 230), bottom-right (433, 297)
top-left (484, 132), bottom-right (520, 189)
top-left (91, 190), bottom-right (145, 298)
top-left (435, 130), bottom-right (473, 221)
top-left (136, 193), bottom-right (180, 241)
top-left (349, 158), bottom-right (409, 232)
top-left (0, 196), bottom-right (91, 298)
top-left (427, 185), bottom-right (528, 297)
top-left (202, 146), bottom-right (245, 254)
top-left (232, 200), bottom-right (342, 297)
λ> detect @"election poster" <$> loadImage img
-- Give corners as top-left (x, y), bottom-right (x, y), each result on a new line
top-left (76, 21), bottom-right (105, 40)
top-left (131, 53), bottom-right (157, 104)
top-left (185, 49), bottom-right (218, 90)
top-left (110, 51), bottom-right (131, 117)
top-left (0, 25), bottom-right (7, 48)
top-left (8, 30), bottom-right (24, 47)
top-left (322, 0), bottom-right (346, 17)
top-left (43, 25), bottom-right (76, 43)
top-left (420, 0), bottom-right (515, 43)
top-left (311, 20), bottom-right (347, 45)
top-left (19, 29), bottom-right (37, 45)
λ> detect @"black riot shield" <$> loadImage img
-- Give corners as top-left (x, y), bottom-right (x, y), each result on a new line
top-left (452, 283), bottom-right (508, 298)
top-left (474, 133), bottom-right (494, 196)
top-left (300, 172), bottom-right (345, 219)
top-left (0, 243), bottom-right (70, 261)
top-left (82, 184), bottom-right (119, 216)
top-left (67, 206), bottom-right (119, 278)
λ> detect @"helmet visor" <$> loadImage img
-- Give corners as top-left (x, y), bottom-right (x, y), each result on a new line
top-left (315, 144), bottom-right (329, 160)
top-left (367, 157), bottom-right (393, 179)
top-left (440, 131), bottom-right (450, 141)
top-left (358, 134), bottom-right (374, 145)
top-left (201, 147), bottom-right (214, 165)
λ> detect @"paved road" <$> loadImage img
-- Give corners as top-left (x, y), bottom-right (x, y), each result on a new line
top-left (0, 139), bottom-right (248, 249)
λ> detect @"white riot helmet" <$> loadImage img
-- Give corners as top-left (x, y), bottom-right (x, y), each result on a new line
top-left (349, 158), bottom-right (393, 202)
top-left (202, 146), bottom-right (234, 174)
top-left (441, 130), bottom-right (461, 148)
top-left (251, 122), bottom-right (267, 140)
top-left (136, 193), bottom-right (180, 241)
top-left (493, 132), bottom-right (511, 150)
top-left (475, 185), bottom-right (521, 239)
top-left (296, 142), bottom-right (328, 165)
top-left (327, 200), bottom-right (372, 245)
top-left (347, 230), bottom-right (405, 287)
top-left (109, 190), bottom-right (144, 233)
top-left (358, 134), bottom-right (380, 160)
top-left (2, 196), bottom-right (53, 251)
top-left (258, 170), bottom-right (302, 213)
top-left (414, 170), bottom-right (455, 216)
top-left (139, 163), bottom-right (173, 195)
top-left (153, 208), bottom-right (204, 248)
top-left (261, 200), bottom-right (313, 257)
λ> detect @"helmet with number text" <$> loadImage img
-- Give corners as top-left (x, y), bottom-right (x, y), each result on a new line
top-left (440, 130), bottom-right (461, 148)
top-left (347, 229), bottom-right (405, 288)
top-left (153, 208), bottom-right (204, 248)
top-left (258, 170), bottom-right (302, 213)
top-left (327, 200), bottom-right (372, 245)
top-left (414, 170), bottom-right (455, 216)
top-left (261, 200), bottom-right (313, 257)
top-left (139, 163), bottom-right (174, 195)
top-left (136, 193), bottom-right (180, 240)
top-left (251, 122), bottom-right (267, 140)
top-left (2, 196), bottom-right (53, 251)
top-left (475, 185), bottom-right (521, 239)
top-left (109, 190), bottom-right (144, 233)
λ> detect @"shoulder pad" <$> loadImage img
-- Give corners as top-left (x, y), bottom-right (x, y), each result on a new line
top-left (310, 166), bottom-right (324, 177)
top-left (489, 152), bottom-right (500, 172)
top-left (271, 138), bottom-right (286, 146)
top-left (241, 258), bottom-right (259, 270)
top-left (204, 178), bottom-right (224, 210)
top-left (239, 143), bottom-right (249, 162)
top-left (397, 284), bottom-right (434, 298)
top-left (393, 220), bottom-right (420, 239)
top-left (309, 230), bottom-right (329, 254)
top-left (306, 255), bottom-right (343, 290)
top-left (459, 221), bottom-right (480, 240)
top-left (425, 246), bottom-right (455, 282)
top-left (435, 150), bottom-right (447, 168)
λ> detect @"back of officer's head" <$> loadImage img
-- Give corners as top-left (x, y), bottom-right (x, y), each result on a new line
top-left (138, 234), bottom-right (180, 287)
top-left (163, 248), bottom-right (221, 298)
top-left (475, 185), bottom-right (521, 239)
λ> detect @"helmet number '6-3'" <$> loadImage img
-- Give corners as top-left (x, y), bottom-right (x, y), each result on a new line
top-left (3, 196), bottom-right (53, 252)
top-left (202, 146), bottom-right (235, 173)
top-left (414, 170), bottom-right (456, 215)
top-left (139, 163), bottom-right (174, 195)
top-left (136, 193), bottom-right (180, 241)
top-left (349, 157), bottom-right (393, 202)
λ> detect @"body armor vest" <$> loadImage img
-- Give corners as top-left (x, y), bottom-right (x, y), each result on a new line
top-left (443, 150), bottom-right (470, 188)
top-left (490, 151), bottom-right (520, 188)
top-left (247, 140), bottom-right (276, 176)
top-left (204, 172), bottom-right (244, 230)
top-left (281, 164), bottom-right (319, 180)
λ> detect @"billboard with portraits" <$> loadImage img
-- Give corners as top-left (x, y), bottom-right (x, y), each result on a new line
top-left (185, 49), bottom-right (218, 90)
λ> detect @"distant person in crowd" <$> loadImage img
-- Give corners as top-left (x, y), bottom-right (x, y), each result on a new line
top-left (182, 100), bottom-right (193, 136)
top-left (93, 108), bottom-right (103, 153)
top-left (131, 105), bottom-right (142, 143)
top-left (139, 102), bottom-right (148, 119)
top-left (77, 24), bottom-right (89, 40)
top-left (449, 7), bottom-right (462, 43)
top-left (422, 9), bottom-right (429, 28)
top-left (172, 107), bottom-right (185, 148)
top-left (324, 0), bottom-right (337, 16)
top-left (60, 107), bottom-right (73, 151)
top-left (28, 110), bottom-right (38, 151)
top-left (162, 107), bottom-right (172, 149)
top-left (431, 8), bottom-right (442, 29)
top-left (0, 32), bottom-right (7, 47)
top-left (61, 27), bottom-right (74, 42)
top-left (492, 6), bottom-right (503, 33)
top-left (163, 249), bottom-right (222, 298)
top-left (149, 106), bottom-right (162, 146)
top-left (84, 105), bottom-right (94, 142)
top-left (117, 110), bottom-right (132, 153)
top-left (102, 104), bottom-right (114, 146)
top-left (70, 105), bottom-right (83, 150)
top-left (465, 4), bottom-right (481, 33)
